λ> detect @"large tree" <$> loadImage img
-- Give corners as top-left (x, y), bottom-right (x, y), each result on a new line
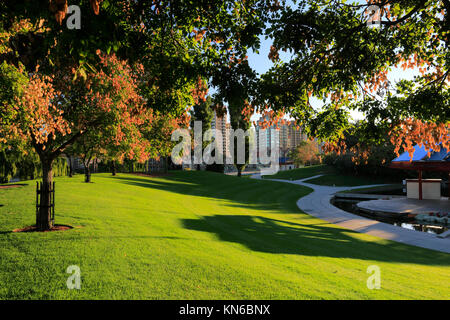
top-left (190, 93), bottom-right (214, 170)
top-left (5, 52), bottom-right (147, 230)
top-left (0, 0), bottom-right (269, 230)
top-left (260, 0), bottom-right (449, 159)
top-left (212, 56), bottom-right (260, 176)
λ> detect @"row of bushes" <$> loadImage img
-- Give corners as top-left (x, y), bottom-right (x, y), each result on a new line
top-left (1, 154), bottom-right (158, 183)
top-left (322, 152), bottom-right (410, 180)
top-left (322, 152), bottom-right (448, 181)
top-left (96, 159), bottom-right (149, 174)
top-left (0, 150), bottom-right (69, 183)
top-left (1, 148), bottom-right (188, 183)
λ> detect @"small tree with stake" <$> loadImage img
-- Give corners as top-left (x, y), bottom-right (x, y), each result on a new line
top-left (4, 52), bottom-right (147, 230)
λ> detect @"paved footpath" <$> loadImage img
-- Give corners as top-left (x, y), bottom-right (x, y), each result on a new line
top-left (252, 174), bottom-right (450, 254)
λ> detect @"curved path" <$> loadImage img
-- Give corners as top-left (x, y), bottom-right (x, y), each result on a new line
top-left (252, 174), bottom-right (450, 254)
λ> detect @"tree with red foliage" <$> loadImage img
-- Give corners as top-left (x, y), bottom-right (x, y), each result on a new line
top-left (289, 140), bottom-right (320, 167)
top-left (6, 52), bottom-right (148, 230)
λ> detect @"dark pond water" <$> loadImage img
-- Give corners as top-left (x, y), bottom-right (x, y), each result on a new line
top-left (331, 197), bottom-right (448, 235)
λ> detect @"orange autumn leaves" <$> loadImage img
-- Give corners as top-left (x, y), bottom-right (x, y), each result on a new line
top-left (83, 52), bottom-right (151, 162)
top-left (268, 45), bottom-right (279, 62)
top-left (250, 107), bottom-right (288, 130)
top-left (291, 140), bottom-right (320, 166)
top-left (49, 0), bottom-right (68, 25)
top-left (90, 0), bottom-right (102, 15)
top-left (321, 140), bottom-right (371, 166)
top-left (20, 74), bottom-right (71, 148)
top-left (193, 29), bottom-right (207, 43)
top-left (191, 77), bottom-right (208, 105)
top-left (10, 52), bottom-right (177, 164)
top-left (389, 119), bottom-right (450, 161)
top-left (322, 119), bottom-right (449, 166)
top-left (49, 0), bottom-right (103, 25)
top-left (81, 52), bottom-right (190, 163)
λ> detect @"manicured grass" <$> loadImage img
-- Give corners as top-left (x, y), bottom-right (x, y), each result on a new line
top-left (303, 173), bottom-right (398, 186)
top-left (340, 184), bottom-right (404, 194)
top-left (0, 171), bottom-right (449, 299)
top-left (263, 165), bottom-right (335, 180)
top-left (264, 164), bottom-right (399, 186)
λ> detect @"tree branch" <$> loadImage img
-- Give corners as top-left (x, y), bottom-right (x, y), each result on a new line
top-left (50, 130), bottom-right (84, 159)
top-left (380, 0), bottom-right (426, 26)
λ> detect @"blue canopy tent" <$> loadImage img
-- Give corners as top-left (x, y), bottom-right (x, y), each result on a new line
top-left (390, 144), bottom-right (450, 199)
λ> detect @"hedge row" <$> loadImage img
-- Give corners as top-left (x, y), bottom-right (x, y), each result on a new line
top-left (0, 150), bottom-right (68, 183)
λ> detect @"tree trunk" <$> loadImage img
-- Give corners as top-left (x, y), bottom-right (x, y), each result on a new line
top-left (164, 156), bottom-right (168, 174)
top-left (237, 164), bottom-right (245, 177)
top-left (68, 156), bottom-right (73, 177)
top-left (84, 165), bottom-right (91, 183)
top-left (112, 161), bottom-right (116, 176)
top-left (36, 158), bottom-right (54, 231)
top-left (83, 156), bottom-right (92, 183)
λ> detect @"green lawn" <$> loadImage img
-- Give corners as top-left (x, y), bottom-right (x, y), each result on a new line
top-left (340, 184), bottom-right (404, 194)
top-left (0, 171), bottom-right (449, 299)
top-left (263, 165), bottom-right (335, 180)
top-left (264, 165), bottom-right (399, 186)
top-left (303, 173), bottom-right (398, 186)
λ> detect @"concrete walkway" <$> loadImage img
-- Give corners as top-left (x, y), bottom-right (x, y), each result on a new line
top-left (252, 174), bottom-right (450, 254)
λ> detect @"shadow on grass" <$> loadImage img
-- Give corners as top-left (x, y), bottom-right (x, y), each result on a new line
top-left (112, 173), bottom-right (450, 265)
top-left (112, 173), bottom-right (296, 213)
top-left (182, 215), bottom-right (450, 265)
top-left (10, 235), bottom-right (198, 241)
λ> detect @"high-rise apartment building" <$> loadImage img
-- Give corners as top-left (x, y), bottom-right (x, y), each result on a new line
top-left (255, 116), bottom-right (280, 163)
top-left (211, 111), bottom-right (230, 159)
top-left (279, 120), bottom-right (307, 157)
top-left (255, 117), bottom-right (307, 161)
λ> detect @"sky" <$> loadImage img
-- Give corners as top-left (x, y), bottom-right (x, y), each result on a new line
top-left (246, 35), bottom-right (420, 122)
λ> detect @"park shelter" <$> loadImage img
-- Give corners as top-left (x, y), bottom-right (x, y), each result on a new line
top-left (390, 145), bottom-right (450, 200)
